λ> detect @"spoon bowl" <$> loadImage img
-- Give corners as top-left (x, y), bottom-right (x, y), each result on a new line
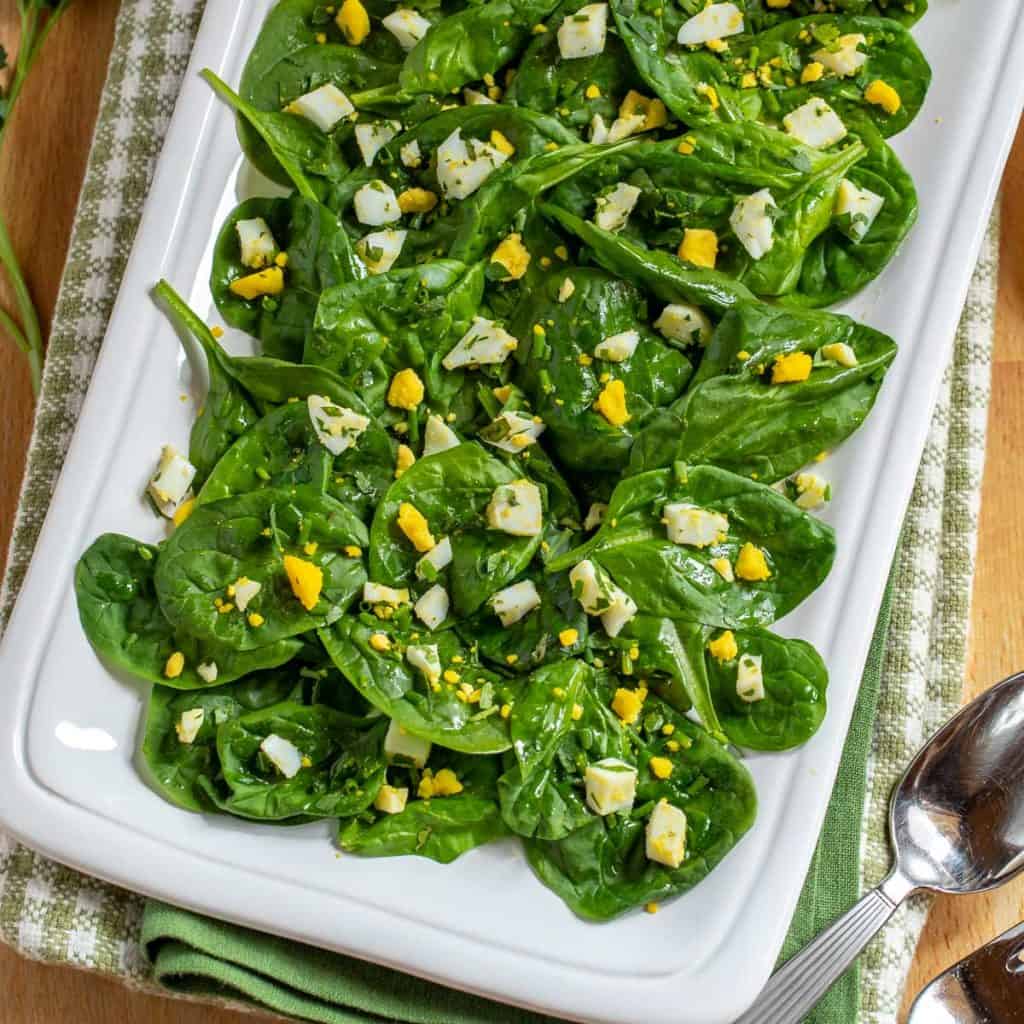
top-left (737, 670), bottom-right (1024, 1024)
top-left (892, 669), bottom-right (1024, 893)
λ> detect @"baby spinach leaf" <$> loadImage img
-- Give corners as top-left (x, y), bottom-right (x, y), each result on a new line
top-left (203, 70), bottom-right (349, 201)
top-left (339, 749), bottom-right (508, 863)
top-left (196, 401), bottom-right (395, 523)
top-left (548, 465), bottom-right (836, 628)
top-left (397, 0), bottom-right (564, 97)
top-left (510, 266), bottom-right (693, 473)
top-left (75, 534), bottom-right (301, 690)
top-left (790, 116), bottom-right (917, 307)
top-left (238, 0), bottom-right (401, 183)
top-left (319, 612), bottom-right (517, 753)
top-left (155, 486), bottom-right (368, 650)
top-left (745, 0), bottom-right (926, 29)
top-left (154, 281), bottom-right (259, 486)
top-left (506, 0), bottom-right (646, 134)
top-left (498, 660), bottom-right (630, 840)
top-left (370, 442), bottom-right (545, 615)
top-left (309, 260), bottom-right (484, 416)
top-left (211, 195), bottom-right (363, 363)
top-left (524, 678), bottom-right (757, 920)
top-left (201, 702), bottom-right (386, 821)
top-left (459, 569), bottom-right (588, 674)
top-left (541, 204), bottom-right (755, 313)
top-left (698, 624), bottom-right (828, 750)
top-left (551, 125), bottom-right (870, 302)
top-left (649, 301), bottom-right (898, 481)
top-left (142, 670), bottom-right (306, 812)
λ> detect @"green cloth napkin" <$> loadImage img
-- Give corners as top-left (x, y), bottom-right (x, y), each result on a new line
top-left (0, 1), bottom-right (999, 1023)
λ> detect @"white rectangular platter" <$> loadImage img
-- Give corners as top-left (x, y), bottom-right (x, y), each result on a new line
top-left (0, 3), bottom-right (1022, 1022)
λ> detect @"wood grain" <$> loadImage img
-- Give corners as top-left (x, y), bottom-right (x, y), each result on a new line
top-left (0, 0), bottom-right (1021, 1018)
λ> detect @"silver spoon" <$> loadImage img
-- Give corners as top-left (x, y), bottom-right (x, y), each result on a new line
top-left (907, 920), bottom-right (1024, 1023)
top-left (736, 670), bottom-right (1024, 1024)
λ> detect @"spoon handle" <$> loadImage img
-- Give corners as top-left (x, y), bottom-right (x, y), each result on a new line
top-left (735, 872), bottom-right (912, 1024)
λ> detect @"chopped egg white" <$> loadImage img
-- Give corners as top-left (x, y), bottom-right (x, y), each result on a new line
top-left (308, 394), bottom-right (370, 455)
top-left (463, 87), bottom-right (495, 106)
top-left (819, 340), bottom-right (858, 367)
top-left (233, 577), bottom-right (262, 613)
top-left (737, 653), bottom-right (765, 703)
top-left (569, 559), bottom-right (614, 614)
top-left (558, 277), bottom-right (576, 302)
top-left (381, 8), bottom-right (432, 50)
top-left (195, 661), bottom-right (218, 684)
top-left (654, 303), bottom-right (712, 346)
top-left (442, 316), bottom-right (518, 369)
top-left (354, 120), bottom-right (401, 167)
top-left (783, 97), bottom-right (847, 149)
top-left (589, 113), bottom-right (610, 144)
top-left (285, 83), bottom-right (353, 132)
top-left (356, 229), bottom-right (406, 274)
top-left (148, 445), bottom-right (196, 517)
top-left (600, 581), bottom-right (637, 637)
top-left (793, 472), bottom-right (830, 510)
top-left (384, 718), bottom-right (431, 767)
top-left (236, 217), bottom-right (277, 269)
top-left (353, 180), bottom-right (401, 226)
top-left (594, 329), bottom-right (639, 362)
top-left (663, 502), bottom-right (729, 548)
top-left (414, 583), bottom-right (450, 630)
top-left (423, 414), bottom-right (461, 456)
top-left (363, 582), bottom-right (411, 606)
top-left (260, 733), bottom-right (303, 778)
top-left (594, 182), bottom-right (641, 233)
top-left (606, 113), bottom-right (646, 143)
top-left (585, 758), bottom-right (638, 815)
top-left (435, 128), bottom-right (510, 201)
top-left (406, 642), bottom-right (442, 683)
top-left (416, 536), bottom-right (453, 579)
top-left (676, 2), bottom-right (744, 45)
top-left (400, 139), bottom-right (423, 168)
top-left (730, 188), bottom-right (776, 261)
top-left (834, 178), bottom-right (885, 242)
top-left (583, 502), bottom-right (607, 531)
top-left (491, 579), bottom-right (542, 626)
top-left (482, 411), bottom-right (545, 453)
top-left (175, 708), bottom-right (204, 745)
top-left (557, 3), bottom-right (608, 60)
top-left (485, 479), bottom-right (543, 537)
top-left (646, 799), bottom-right (687, 868)
top-left (812, 33), bottom-right (867, 78)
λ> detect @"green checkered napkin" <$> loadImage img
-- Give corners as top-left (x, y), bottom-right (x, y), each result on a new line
top-left (0, 2), bottom-right (999, 1021)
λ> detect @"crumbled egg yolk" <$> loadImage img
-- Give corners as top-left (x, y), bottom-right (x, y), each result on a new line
top-left (395, 444), bottom-right (416, 478)
top-left (611, 687), bottom-right (645, 725)
top-left (164, 651), bottom-right (185, 679)
top-left (490, 129), bottom-right (516, 156)
top-left (418, 767), bottom-right (464, 798)
top-left (248, 612), bottom-right (265, 627)
top-left (678, 228), bottom-right (718, 269)
top-left (369, 633), bottom-right (391, 652)
top-left (387, 367), bottom-right (425, 410)
top-left (801, 61), bottom-right (824, 84)
top-left (585, 83), bottom-right (601, 99)
top-left (649, 756), bottom-right (673, 780)
top-left (571, 703), bottom-right (584, 721)
top-left (593, 379), bottom-right (630, 427)
top-left (283, 554), bottom-right (324, 610)
top-left (695, 82), bottom-right (719, 110)
top-left (172, 498), bottom-right (195, 527)
top-left (708, 630), bottom-right (738, 662)
top-left (228, 266), bottom-right (284, 300)
top-left (735, 543), bottom-right (772, 581)
top-left (864, 79), bottom-right (901, 115)
top-left (618, 89), bottom-right (668, 130)
top-left (343, 544), bottom-right (362, 558)
top-left (397, 187), bottom-right (438, 214)
top-left (336, 0), bottom-right (370, 44)
top-left (500, 703), bottom-right (512, 719)
top-left (490, 232), bottom-right (531, 280)
top-left (558, 628), bottom-right (579, 647)
top-left (395, 502), bottom-right (434, 553)
top-left (771, 351), bottom-right (813, 384)
top-left (740, 71), bottom-right (757, 88)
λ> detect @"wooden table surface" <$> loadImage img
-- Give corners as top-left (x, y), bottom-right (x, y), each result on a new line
top-left (0, 3), bottom-right (1022, 1021)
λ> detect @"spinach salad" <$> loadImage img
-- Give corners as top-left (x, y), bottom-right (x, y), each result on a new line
top-left (75, 0), bottom-right (930, 920)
